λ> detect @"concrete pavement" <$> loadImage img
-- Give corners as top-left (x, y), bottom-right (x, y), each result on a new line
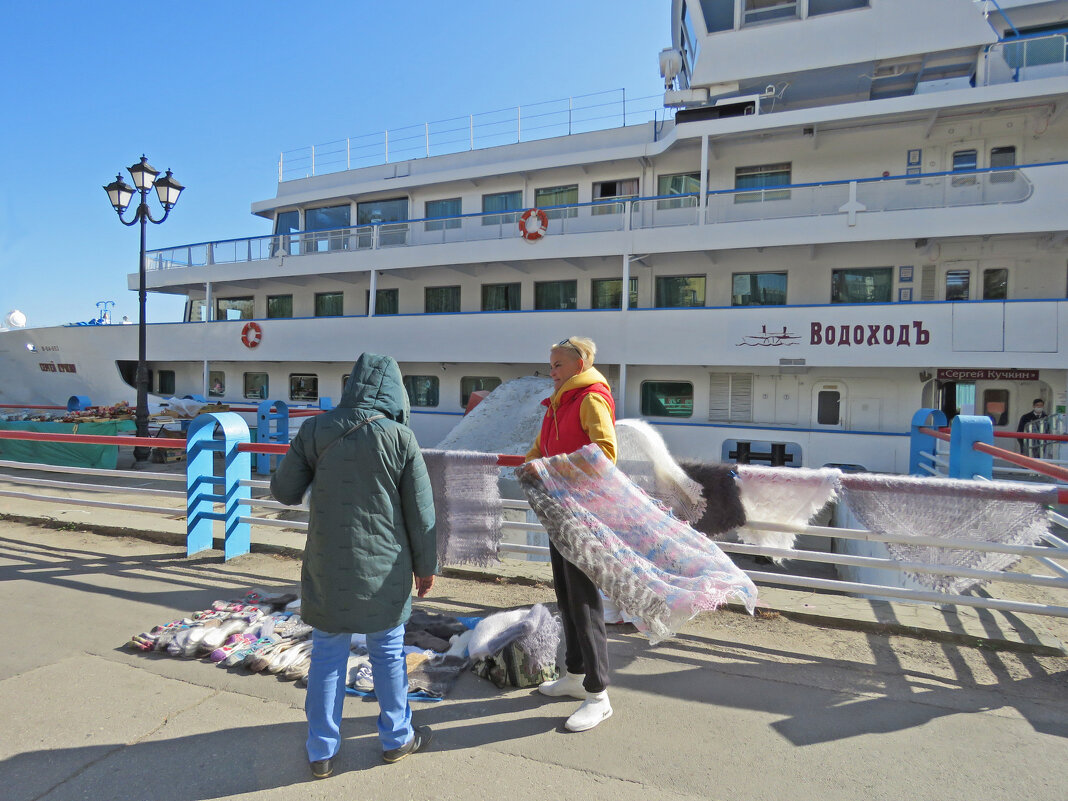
top-left (1, 520), bottom-right (1067, 801)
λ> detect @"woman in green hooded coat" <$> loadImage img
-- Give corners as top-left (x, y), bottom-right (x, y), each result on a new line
top-left (271, 352), bottom-right (437, 775)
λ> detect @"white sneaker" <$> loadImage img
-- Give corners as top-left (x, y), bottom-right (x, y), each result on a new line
top-left (538, 671), bottom-right (588, 699)
top-left (565, 691), bottom-right (613, 732)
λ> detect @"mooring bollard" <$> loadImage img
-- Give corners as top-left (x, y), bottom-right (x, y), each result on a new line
top-left (186, 412), bottom-right (251, 560)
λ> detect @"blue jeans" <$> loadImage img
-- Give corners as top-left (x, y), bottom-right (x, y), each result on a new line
top-left (305, 624), bottom-right (412, 760)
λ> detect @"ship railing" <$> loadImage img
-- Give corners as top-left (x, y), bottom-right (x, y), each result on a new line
top-left (277, 89), bottom-right (669, 182)
top-left (1, 416), bottom-right (1066, 629)
top-left (145, 163), bottom-right (1048, 271)
top-left (981, 31), bottom-right (1068, 85)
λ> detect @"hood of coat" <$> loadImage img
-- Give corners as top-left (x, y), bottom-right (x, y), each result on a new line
top-left (544, 366), bottom-right (611, 409)
top-left (339, 353), bottom-right (410, 425)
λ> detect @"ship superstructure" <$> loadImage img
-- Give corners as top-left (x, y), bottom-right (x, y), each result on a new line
top-left (4, 0), bottom-right (1067, 472)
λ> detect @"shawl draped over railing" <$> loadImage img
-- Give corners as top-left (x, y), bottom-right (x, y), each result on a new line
top-left (519, 444), bottom-right (758, 644)
top-left (421, 449), bottom-right (503, 567)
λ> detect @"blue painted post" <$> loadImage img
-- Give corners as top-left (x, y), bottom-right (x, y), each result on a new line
top-left (67, 395), bottom-right (92, 412)
top-left (186, 412), bottom-right (252, 560)
top-left (909, 408), bottom-right (947, 476)
top-left (948, 414), bottom-right (994, 480)
top-left (255, 400), bottom-right (289, 475)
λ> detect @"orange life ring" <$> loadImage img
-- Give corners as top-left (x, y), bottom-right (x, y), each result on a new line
top-left (518, 208), bottom-right (549, 241)
top-left (241, 321), bottom-right (263, 349)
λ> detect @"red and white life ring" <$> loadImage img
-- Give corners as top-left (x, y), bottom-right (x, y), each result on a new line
top-left (241, 321), bottom-right (263, 349)
top-left (518, 208), bottom-right (549, 241)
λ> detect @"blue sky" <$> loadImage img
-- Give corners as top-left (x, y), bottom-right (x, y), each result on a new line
top-left (0, 1), bottom-right (667, 328)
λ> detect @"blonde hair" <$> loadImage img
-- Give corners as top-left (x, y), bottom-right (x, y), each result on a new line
top-left (551, 336), bottom-right (596, 366)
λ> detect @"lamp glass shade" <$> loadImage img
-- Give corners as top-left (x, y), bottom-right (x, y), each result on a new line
top-left (153, 170), bottom-right (184, 209)
top-left (128, 156), bottom-right (159, 190)
top-left (104, 175), bottom-right (135, 212)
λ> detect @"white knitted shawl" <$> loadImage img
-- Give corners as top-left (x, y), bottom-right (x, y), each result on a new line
top-left (839, 473), bottom-right (1057, 593)
top-left (615, 419), bottom-right (706, 523)
top-left (735, 465), bottom-right (841, 555)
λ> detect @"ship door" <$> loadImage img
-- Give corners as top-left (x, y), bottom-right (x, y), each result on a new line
top-left (812, 382), bottom-right (846, 430)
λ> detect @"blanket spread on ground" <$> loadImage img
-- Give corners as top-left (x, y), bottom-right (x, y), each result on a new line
top-left (422, 449), bottom-right (503, 567)
top-left (519, 445), bottom-right (758, 644)
top-left (839, 473), bottom-right (1057, 593)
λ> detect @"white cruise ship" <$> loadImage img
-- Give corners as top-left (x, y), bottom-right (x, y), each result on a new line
top-left (2, 0), bottom-right (1066, 473)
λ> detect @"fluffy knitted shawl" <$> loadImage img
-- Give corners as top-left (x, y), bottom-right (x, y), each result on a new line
top-left (520, 445), bottom-right (758, 644)
top-left (735, 465), bottom-right (841, 556)
top-left (677, 460), bottom-right (747, 537)
top-left (839, 473), bottom-right (1057, 593)
top-left (615, 419), bottom-right (706, 523)
top-left (422, 449), bottom-right (503, 567)
top-left (467, 604), bottom-right (561, 671)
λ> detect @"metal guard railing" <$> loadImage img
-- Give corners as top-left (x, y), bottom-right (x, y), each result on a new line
top-left (145, 162), bottom-right (1047, 271)
top-left (1, 410), bottom-right (1066, 625)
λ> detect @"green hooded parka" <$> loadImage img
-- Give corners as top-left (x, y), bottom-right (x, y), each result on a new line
top-left (270, 353), bottom-right (437, 633)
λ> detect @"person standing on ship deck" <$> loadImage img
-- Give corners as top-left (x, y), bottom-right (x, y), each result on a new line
top-left (1017, 398), bottom-right (1048, 457)
top-left (271, 352), bottom-right (437, 777)
top-left (524, 335), bottom-right (617, 732)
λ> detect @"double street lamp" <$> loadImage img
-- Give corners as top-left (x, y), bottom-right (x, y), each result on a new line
top-left (104, 156), bottom-right (184, 461)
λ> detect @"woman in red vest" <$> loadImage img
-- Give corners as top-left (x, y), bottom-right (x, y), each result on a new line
top-left (525, 336), bottom-right (617, 732)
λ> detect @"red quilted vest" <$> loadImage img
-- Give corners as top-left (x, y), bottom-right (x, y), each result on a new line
top-left (538, 382), bottom-right (616, 458)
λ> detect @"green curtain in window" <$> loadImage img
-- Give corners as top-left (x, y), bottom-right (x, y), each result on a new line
top-left (591, 278), bottom-right (638, 309)
top-left (655, 276), bottom-right (705, 307)
top-left (425, 286), bottom-right (460, 313)
top-left (535, 281), bottom-right (577, 310)
top-left (482, 283), bottom-right (520, 311)
top-left (315, 293), bottom-right (343, 316)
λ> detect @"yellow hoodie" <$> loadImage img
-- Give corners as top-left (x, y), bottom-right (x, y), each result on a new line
top-left (525, 366), bottom-right (617, 463)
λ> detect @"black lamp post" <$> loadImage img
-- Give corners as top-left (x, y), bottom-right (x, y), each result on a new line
top-left (104, 156), bottom-right (184, 461)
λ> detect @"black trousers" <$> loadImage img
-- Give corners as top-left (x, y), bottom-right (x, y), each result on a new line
top-left (549, 541), bottom-right (609, 694)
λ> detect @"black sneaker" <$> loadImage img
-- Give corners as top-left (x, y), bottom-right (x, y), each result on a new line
top-left (382, 726), bottom-right (433, 764)
top-left (309, 758), bottom-right (333, 779)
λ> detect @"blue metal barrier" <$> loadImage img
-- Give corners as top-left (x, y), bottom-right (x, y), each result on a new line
top-left (909, 408), bottom-right (947, 475)
top-left (255, 400), bottom-right (289, 475)
top-left (948, 415), bottom-right (994, 480)
top-left (186, 412), bottom-right (251, 560)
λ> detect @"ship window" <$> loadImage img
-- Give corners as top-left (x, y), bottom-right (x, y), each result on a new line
top-left (272, 210), bottom-right (300, 257)
top-left (816, 390), bottom-right (840, 425)
top-left (482, 191), bottom-right (523, 226)
top-left (267, 295), bottom-right (292, 319)
top-left (990, 146), bottom-right (1016, 184)
top-left (461, 376), bottom-right (502, 407)
top-left (591, 277), bottom-right (638, 310)
top-left (289, 374), bottom-right (318, 402)
top-left (187, 299), bottom-right (207, 322)
top-left (831, 267), bottom-right (892, 303)
top-left (243, 372), bottom-right (268, 400)
top-left (983, 389), bottom-right (1010, 426)
top-left (209, 371), bottom-right (225, 398)
top-left (655, 275), bottom-right (706, 307)
top-left (314, 292), bottom-right (343, 317)
top-left (306, 204), bottom-right (350, 231)
top-left (641, 381), bottom-right (694, 418)
top-left (424, 198), bottom-right (461, 231)
top-left (734, 163), bottom-right (791, 203)
top-left (535, 185), bottom-right (578, 219)
top-left (656, 172), bottom-right (700, 210)
top-left (403, 375), bottom-right (439, 408)
top-left (425, 286), bottom-right (461, 313)
top-left (482, 282), bottom-right (521, 312)
top-left (682, 3), bottom-right (702, 71)
top-left (743, 0), bottom-right (798, 26)
top-left (367, 288), bottom-right (398, 315)
top-left (157, 370), bottom-right (175, 396)
top-left (592, 179), bottom-right (638, 215)
top-left (709, 373), bottom-right (753, 422)
top-left (732, 272), bottom-right (787, 306)
top-left (356, 198), bottom-right (407, 225)
top-left (983, 268), bottom-right (1008, 300)
top-left (215, 297), bottom-right (253, 321)
top-left (951, 149), bottom-right (978, 187)
top-left (535, 280), bottom-right (578, 310)
top-left (808, 0), bottom-right (868, 16)
top-left (945, 270), bottom-right (971, 301)
top-left (699, 0), bottom-right (734, 33)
